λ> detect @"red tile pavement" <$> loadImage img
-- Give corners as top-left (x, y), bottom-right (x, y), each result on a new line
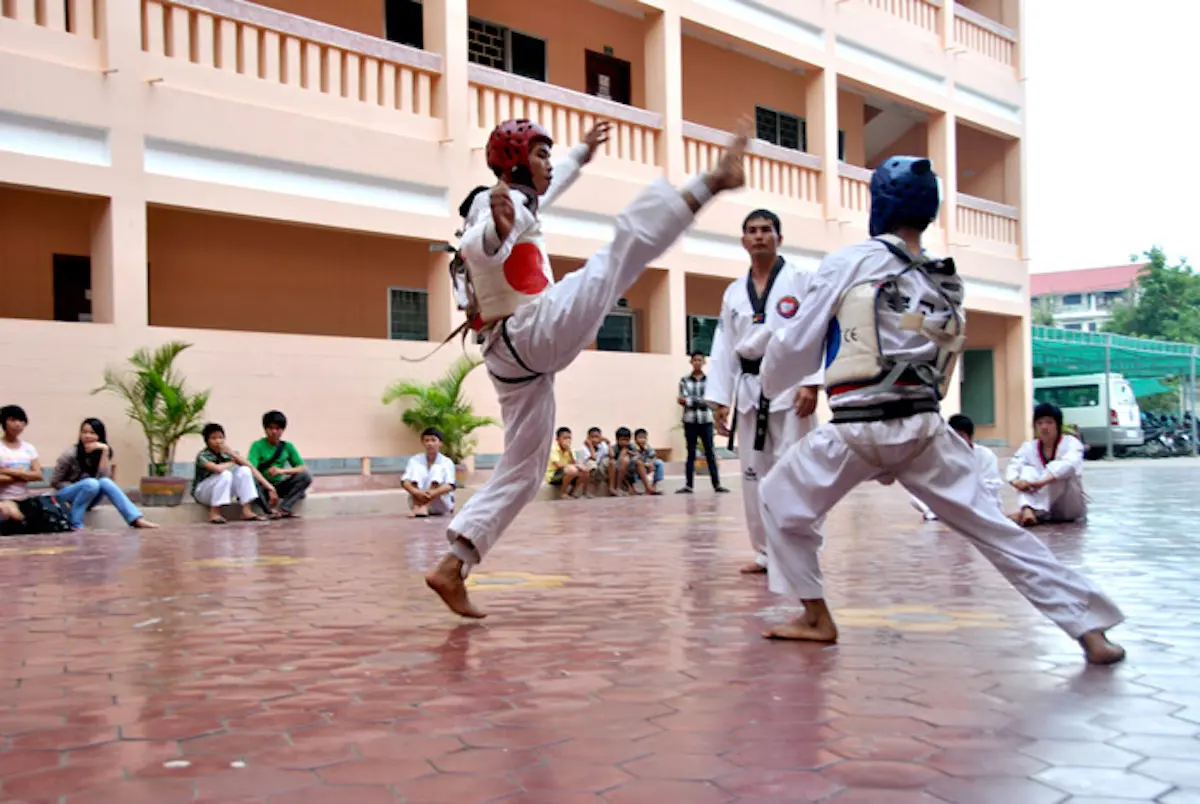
top-left (1, 461), bottom-right (1198, 802)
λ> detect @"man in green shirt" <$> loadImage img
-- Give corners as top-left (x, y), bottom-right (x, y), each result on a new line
top-left (248, 410), bottom-right (313, 518)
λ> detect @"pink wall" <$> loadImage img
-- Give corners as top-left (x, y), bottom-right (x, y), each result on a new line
top-left (253, 0), bottom-right (386, 37)
top-left (0, 187), bottom-right (103, 321)
top-left (147, 208), bottom-right (431, 339)
top-left (957, 124), bottom-right (1010, 202)
top-left (681, 36), bottom-right (807, 134)
top-left (837, 90), bottom-right (867, 166)
top-left (685, 274), bottom-right (728, 318)
top-left (867, 121), bottom-right (929, 169)
top-left (469, 0), bottom-right (648, 107)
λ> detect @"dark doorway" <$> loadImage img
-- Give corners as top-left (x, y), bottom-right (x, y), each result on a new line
top-left (385, 0), bottom-right (423, 49)
top-left (585, 50), bottom-right (631, 105)
top-left (53, 254), bottom-right (92, 323)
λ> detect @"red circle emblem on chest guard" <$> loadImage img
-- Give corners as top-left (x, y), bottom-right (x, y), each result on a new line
top-left (777, 295), bottom-right (800, 319)
top-left (503, 242), bottom-right (550, 295)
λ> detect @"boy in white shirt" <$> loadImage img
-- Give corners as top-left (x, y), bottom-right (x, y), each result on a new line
top-left (911, 413), bottom-right (1002, 521)
top-left (1006, 402), bottom-right (1087, 527)
top-left (402, 427), bottom-right (457, 518)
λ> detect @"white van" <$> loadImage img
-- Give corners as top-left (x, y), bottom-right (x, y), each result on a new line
top-left (1033, 373), bottom-right (1143, 458)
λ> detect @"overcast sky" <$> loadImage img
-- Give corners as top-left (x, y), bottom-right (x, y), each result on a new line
top-left (1024, 1), bottom-right (1199, 274)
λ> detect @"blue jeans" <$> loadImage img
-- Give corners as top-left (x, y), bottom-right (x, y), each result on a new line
top-left (56, 477), bottom-right (144, 529)
top-left (653, 458), bottom-right (665, 484)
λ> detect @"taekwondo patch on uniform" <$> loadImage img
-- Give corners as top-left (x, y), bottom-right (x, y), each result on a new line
top-left (777, 295), bottom-right (800, 319)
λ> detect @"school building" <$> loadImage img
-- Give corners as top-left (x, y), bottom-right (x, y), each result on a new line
top-left (0, 0), bottom-right (1028, 471)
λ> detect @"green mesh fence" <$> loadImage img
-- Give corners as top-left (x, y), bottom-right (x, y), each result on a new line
top-left (1032, 326), bottom-right (1198, 381)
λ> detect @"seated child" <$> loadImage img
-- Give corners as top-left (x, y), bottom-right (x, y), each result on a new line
top-left (192, 423), bottom-right (275, 524)
top-left (608, 427), bottom-right (642, 497)
top-left (632, 428), bottom-right (664, 495)
top-left (248, 410), bottom-right (313, 519)
top-left (580, 426), bottom-right (611, 497)
top-left (402, 426), bottom-right (457, 518)
top-left (1006, 402), bottom-right (1087, 527)
top-left (545, 427), bottom-right (585, 500)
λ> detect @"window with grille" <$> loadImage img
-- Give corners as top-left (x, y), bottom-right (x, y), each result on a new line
top-left (755, 106), bottom-right (806, 151)
top-left (388, 288), bottom-right (429, 342)
top-left (597, 311), bottom-right (637, 353)
top-left (687, 315), bottom-right (719, 356)
top-left (467, 17), bottom-right (547, 81)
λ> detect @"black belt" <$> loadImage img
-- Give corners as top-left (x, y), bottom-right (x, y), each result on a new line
top-left (831, 398), bottom-right (939, 424)
top-left (739, 357), bottom-right (762, 375)
top-left (728, 392), bottom-right (772, 452)
top-left (487, 317), bottom-right (543, 385)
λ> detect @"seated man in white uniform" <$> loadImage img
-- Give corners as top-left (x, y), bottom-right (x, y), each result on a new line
top-left (910, 413), bottom-right (1002, 521)
top-left (424, 119), bottom-right (751, 618)
top-left (401, 427), bottom-right (457, 518)
top-left (754, 156), bottom-right (1126, 665)
top-left (1006, 402), bottom-right (1087, 527)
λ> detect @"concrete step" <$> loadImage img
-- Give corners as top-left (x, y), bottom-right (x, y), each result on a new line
top-left (83, 473), bottom-right (743, 528)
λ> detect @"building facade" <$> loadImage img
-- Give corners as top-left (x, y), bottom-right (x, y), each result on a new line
top-left (0, 0), bottom-right (1029, 471)
top-left (1031, 264), bottom-right (1143, 333)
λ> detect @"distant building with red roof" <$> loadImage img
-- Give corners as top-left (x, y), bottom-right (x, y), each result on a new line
top-left (1030, 263), bottom-right (1145, 332)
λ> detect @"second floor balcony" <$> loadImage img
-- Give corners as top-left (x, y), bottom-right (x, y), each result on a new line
top-left (0, 0), bottom-right (1024, 259)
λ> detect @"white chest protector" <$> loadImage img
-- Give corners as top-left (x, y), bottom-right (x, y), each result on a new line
top-left (451, 187), bottom-right (555, 329)
top-left (824, 238), bottom-right (966, 401)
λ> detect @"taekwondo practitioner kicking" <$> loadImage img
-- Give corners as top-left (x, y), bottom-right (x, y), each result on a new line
top-left (1006, 401), bottom-right (1088, 527)
top-left (425, 119), bottom-right (751, 618)
top-left (706, 209), bottom-right (823, 574)
top-left (909, 413), bottom-right (1003, 521)
top-left (753, 155), bottom-right (1126, 665)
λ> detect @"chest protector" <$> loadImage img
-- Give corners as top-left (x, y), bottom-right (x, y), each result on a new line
top-left (824, 238), bottom-right (967, 400)
top-left (451, 189), bottom-right (555, 330)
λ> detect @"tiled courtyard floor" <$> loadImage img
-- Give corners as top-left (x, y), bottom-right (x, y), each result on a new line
top-left (1, 460), bottom-right (1198, 803)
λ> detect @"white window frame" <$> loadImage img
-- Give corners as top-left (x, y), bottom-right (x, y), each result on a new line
top-left (387, 285), bottom-right (430, 342)
top-left (686, 314), bottom-right (720, 355)
top-left (597, 307), bottom-right (639, 353)
top-left (755, 104), bottom-right (806, 152)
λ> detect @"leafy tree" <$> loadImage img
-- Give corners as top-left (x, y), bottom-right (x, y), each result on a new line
top-left (1031, 296), bottom-right (1057, 327)
top-left (383, 355), bottom-right (496, 465)
top-left (1104, 247), bottom-right (1200, 343)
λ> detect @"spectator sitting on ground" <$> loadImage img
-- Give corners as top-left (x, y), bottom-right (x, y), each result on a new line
top-left (608, 427), bottom-right (642, 497)
top-left (248, 410), bottom-right (313, 519)
top-left (0, 405), bottom-right (42, 504)
top-left (50, 417), bottom-right (158, 530)
top-left (401, 426), bottom-right (457, 518)
top-left (192, 423), bottom-right (275, 524)
top-left (632, 428), bottom-right (664, 495)
top-left (580, 426), bottom-right (610, 497)
top-left (546, 427), bottom-right (585, 500)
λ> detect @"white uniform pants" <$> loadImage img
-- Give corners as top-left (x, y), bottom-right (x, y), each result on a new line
top-left (759, 413), bottom-right (1123, 639)
top-left (194, 466), bottom-right (258, 507)
top-left (447, 178), bottom-right (695, 567)
top-left (737, 405), bottom-right (814, 566)
top-left (1015, 465), bottom-right (1087, 522)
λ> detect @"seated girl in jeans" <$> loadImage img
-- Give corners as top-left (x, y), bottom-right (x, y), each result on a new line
top-left (51, 418), bottom-right (158, 530)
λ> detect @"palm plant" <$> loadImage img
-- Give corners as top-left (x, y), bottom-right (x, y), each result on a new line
top-left (91, 341), bottom-right (211, 477)
top-left (382, 354), bottom-right (497, 465)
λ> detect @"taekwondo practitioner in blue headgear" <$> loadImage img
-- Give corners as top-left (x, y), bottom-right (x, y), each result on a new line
top-left (748, 156), bottom-right (1127, 665)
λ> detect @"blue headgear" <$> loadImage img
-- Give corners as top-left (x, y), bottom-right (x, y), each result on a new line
top-left (868, 156), bottom-right (941, 237)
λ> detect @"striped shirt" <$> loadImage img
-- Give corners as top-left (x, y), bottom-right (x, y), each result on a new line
top-left (679, 374), bottom-right (714, 425)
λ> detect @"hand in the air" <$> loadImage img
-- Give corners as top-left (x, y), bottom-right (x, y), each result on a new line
top-left (490, 181), bottom-right (515, 241)
top-left (581, 121), bottom-right (612, 163)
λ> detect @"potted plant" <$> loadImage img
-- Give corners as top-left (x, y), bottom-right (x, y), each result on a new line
top-left (383, 354), bottom-right (497, 486)
top-left (92, 341), bottom-right (211, 507)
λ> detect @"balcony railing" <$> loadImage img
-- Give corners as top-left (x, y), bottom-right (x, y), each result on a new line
top-left (838, 162), bottom-right (873, 227)
top-left (468, 65), bottom-right (662, 170)
top-left (860, 0), bottom-right (941, 35)
top-left (141, 0), bottom-right (442, 121)
top-left (683, 122), bottom-right (822, 213)
top-left (953, 5), bottom-right (1016, 68)
top-left (956, 193), bottom-right (1019, 250)
top-left (1, 0), bottom-right (97, 36)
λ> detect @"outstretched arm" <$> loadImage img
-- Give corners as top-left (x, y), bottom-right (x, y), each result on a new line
top-left (541, 122), bottom-right (611, 210)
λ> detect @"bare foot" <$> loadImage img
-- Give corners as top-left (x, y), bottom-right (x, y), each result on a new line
top-left (132, 518), bottom-right (159, 529)
top-left (1080, 630), bottom-right (1126, 665)
top-left (426, 554), bottom-right (487, 619)
top-left (764, 617), bottom-right (840, 643)
top-left (740, 561), bottom-right (767, 574)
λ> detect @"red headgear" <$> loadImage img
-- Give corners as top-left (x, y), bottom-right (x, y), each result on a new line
top-left (486, 119), bottom-right (553, 179)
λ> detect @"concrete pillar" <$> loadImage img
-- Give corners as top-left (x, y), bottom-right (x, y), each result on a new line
top-left (643, 8), bottom-right (685, 183)
top-left (425, 246), bottom-right (460, 342)
top-left (805, 67), bottom-right (841, 222)
top-left (644, 268), bottom-right (686, 356)
top-left (90, 196), bottom-right (148, 328)
top-left (424, 0), bottom-right (474, 208)
top-left (928, 111), bottom-right (958, 242)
